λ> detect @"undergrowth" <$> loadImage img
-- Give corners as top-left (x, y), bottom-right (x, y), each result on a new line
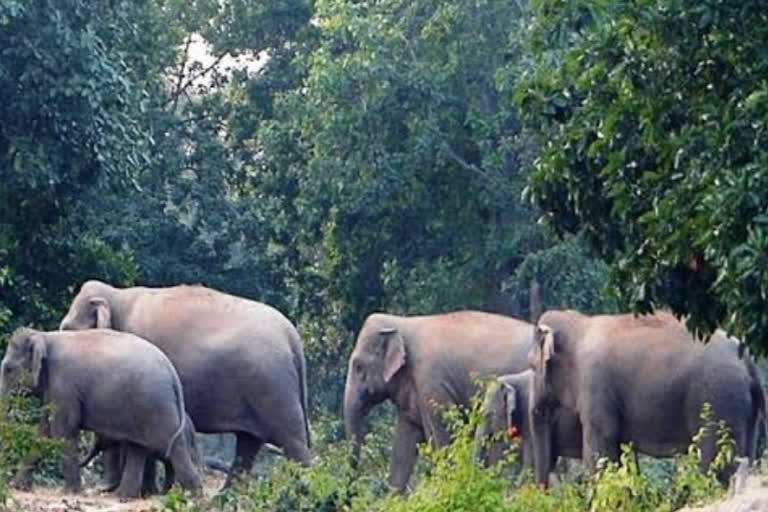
top-left (159, 400), bottom-right (731, 512)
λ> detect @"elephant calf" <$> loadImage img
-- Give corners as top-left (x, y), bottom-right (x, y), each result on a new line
top-left (0, 328), bottom-right (203, 499)
top-left (474, 370), bottom-right (582, 475)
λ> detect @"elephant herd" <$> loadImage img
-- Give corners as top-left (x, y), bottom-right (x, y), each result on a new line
top-left (1, 280), bottom-right (765, 500)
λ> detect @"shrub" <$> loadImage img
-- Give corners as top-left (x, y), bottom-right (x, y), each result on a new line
top-left (0, 392), bottom-right (62, 504)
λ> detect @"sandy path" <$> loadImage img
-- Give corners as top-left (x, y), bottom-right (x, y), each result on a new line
top-left (7, 474), bottom-right (226, 512)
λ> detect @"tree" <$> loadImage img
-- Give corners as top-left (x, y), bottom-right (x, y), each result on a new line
top-left (518, 0), bottom-right (768, 352)
top-left (253, 0), bottom-right (616, 409)
top-left (0, 0), bottom-right (153, 330)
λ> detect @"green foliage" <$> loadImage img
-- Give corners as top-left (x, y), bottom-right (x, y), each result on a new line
top-left (0, 393), bottom-right (62, 494)
top-left (0, 0), bottom-right (151, 329)
top-left (377, 399), bottom-right (520, 512)
top-left (253, 0), bottom-right (615, 410)
top-left (152, 398), bottom-right (737, 512)
top-left (159, 485), bottom-right (202, 512)
top-left (519, 0), bottom-right (768, 353)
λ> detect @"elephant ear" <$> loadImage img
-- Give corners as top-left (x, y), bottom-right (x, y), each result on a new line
top-left (28, 334), bottom-right (48, 389)
top-left (536, 324), bottom-right (558, 376)
top-left (90, 297), bottom-right (112, 328)
top-left (380, 327), bottom-right (405, 383)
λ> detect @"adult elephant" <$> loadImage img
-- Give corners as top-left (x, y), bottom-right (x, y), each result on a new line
top-left (343, 311), bottom-right (534, 492)
top-left (529, 310), bottom-right (766, 487)
top-left (474, 370), bottom-right (582, 474)
top-left (60, 280), bottom-right (311, 488)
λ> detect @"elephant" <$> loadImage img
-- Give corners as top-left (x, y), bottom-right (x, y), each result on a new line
top-left (0, 328), bottom-right (202, 499)
top-left (343, 311), bottom-right (534, 492)
top-left (474, 370), bottom-right (582, 475)
top-left (529, 310), bottom-right (767, 487)
top-left (59, 280), bottom-right (311, 489)
top-left (81, 412), bottom-right (202, 495)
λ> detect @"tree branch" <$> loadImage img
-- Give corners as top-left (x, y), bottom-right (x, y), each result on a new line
top-left (166, 53), bottom-right (228, 110)
top-left (169, 35), bottom-right (193, 112)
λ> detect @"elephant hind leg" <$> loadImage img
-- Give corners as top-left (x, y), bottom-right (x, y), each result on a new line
top-left (168, 443), bottom-right (202, 496)
top-left (140, 458), bottom-right (159, 496)
top-left (116, 444), bottom-right (148, 501)
top-left (276, 435), bottom-right (311, 467)
top-left (223, 432), bottom-right (263, 489)
top-left (101, 446), bottom-right (123, 492)
top-left (161, 460), bottom-right (175, 494)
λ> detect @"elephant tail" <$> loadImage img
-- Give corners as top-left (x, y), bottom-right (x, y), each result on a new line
top-left (164, 364), bottom-right (188, 460)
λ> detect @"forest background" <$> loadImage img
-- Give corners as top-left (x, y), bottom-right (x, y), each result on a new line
top-left (1, 0), bottom-right (767, 509)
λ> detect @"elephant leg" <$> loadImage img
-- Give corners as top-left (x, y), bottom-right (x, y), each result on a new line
top-left (388, 415), bottom-right (425, 493)
top-left (60, 436), bottom-right (82, 493)
top-left (101, 446), bottom-right (123, 492)
top-left (13, 455), bottom-right (38, 491)
top-left (223, 432), bottom-right (263, 489)
top-left (699, 423), bottom-right (746, 485)
top-left (116, 444), bottom-right (148, 501)
top-left (168, 440), bottom-right (202, 496)
top-left (161, 460), bottom-right (175, 494)
top-left (581, 409), bottom-right (619, 473)
top-left (12, 415), bottom-right (52, 490)
top-left (140, 458), bottom-right (159, 496)
top-left (49, 405), bottom-right (82, 493)
top-left (277, 436), bottom-right (311, 467)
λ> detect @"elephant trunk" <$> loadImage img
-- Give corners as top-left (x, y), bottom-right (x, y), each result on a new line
top-left (531, 414), bottom-right (552, 488)
top-left (344, 381), bottom-right (369, 469)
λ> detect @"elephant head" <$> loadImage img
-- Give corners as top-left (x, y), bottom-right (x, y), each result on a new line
top-left (1, 328), bottom-right (48, 397)
top-left (59, 280), bottom-right (115, 330)
top-left (344, 317), bottom-right (406, 467)
top-left (528, 324), bottom-right (570, 486)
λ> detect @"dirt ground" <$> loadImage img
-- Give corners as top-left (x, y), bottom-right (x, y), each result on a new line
top-left (6, 474), bottom-right (226, 512)
top-left (678, 473), bottom-right (768, 512)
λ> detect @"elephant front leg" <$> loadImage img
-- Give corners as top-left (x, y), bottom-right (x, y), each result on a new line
top-left (388, 415), bottom-right (425, 492)
top-left (61, 435), bottom-right (82, 493)
top-left (581, 411), bottom-right (620, 473)
top-left (12, 414), bottom-right (52, 490)
top-left (49, 407), bottom-right (82, 493)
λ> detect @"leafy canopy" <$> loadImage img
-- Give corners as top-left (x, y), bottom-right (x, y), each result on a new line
top-left (519, 0), bottom-right (768, 353)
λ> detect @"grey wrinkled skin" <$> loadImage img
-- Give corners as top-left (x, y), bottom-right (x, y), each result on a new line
top-left (59, 280), bottom-right (311, 489)
top-left (474, 370), bottom-right (582, 477)
top-left (529, 310), bottom-right (767, 487)
top-left (0, 328), bottom-right (202, 500)
top-left (343, 311), bottom-right (534, 492)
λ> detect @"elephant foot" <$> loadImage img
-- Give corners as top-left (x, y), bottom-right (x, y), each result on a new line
top-left (141, 481), bottom-right (160, 497)
top-left (99, 478), bottom-right (121, 493)
top-left (116, 481), bottom-right (142, 501)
